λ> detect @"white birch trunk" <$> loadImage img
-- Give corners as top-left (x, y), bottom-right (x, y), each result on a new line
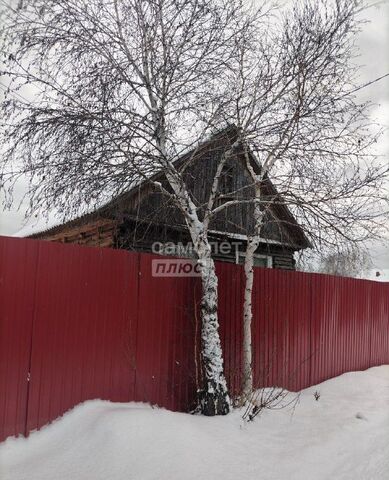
top-left (242, 188), bottom-right (263, 402)
top-left (242, 238), bottom-right (257, 400)
top-left (192, 233), bottom-right (229, 415)
top-left (161, 167), bottom-right (230, 415)
top-left (148, 86), bottom-right (229, 413)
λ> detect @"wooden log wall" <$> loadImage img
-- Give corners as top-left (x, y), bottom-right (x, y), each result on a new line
top-left (38, 218), bottom-right (117, 248)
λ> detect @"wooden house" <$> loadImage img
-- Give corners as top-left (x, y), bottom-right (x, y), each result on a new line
top-left (23, 127), bottom-right (310, 269)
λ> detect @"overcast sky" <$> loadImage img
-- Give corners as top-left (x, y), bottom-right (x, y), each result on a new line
top-left (1, 0), bottom-right (388, 274)
top-left (353, 0), bottom-right (389, 274)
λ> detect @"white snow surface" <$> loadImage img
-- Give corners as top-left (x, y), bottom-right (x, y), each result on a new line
top-left (1, 366), bottom-right (389, 480)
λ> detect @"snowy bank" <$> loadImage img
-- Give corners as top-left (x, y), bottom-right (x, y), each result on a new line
top-left (1, 366), bottom-right (389, 480)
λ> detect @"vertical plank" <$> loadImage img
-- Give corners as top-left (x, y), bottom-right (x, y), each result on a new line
top-left (25, 241), bottom-right (138, 433)
top-left (135, 254), bottom-right (198, 411)
top-left (0, 237), bottom-right (38, 441)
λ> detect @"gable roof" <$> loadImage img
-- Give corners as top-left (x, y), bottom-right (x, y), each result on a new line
top-left (17, 126), bottom-right (311, 249)
top-left (16, 127), bottom-right (235, 238)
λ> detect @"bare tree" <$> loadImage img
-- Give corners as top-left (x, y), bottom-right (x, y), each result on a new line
top-left (316, 246), bottom-right (373, 278)
top-left (207, 0), bottom-right (389, 400)
top-left (1, 0), bottom-right (388, 411)
top-left (0, 0), bottom-right (260, 415)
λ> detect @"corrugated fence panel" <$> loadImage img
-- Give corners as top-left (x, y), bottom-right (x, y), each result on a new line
top-left (346, 279), bottom-right (372, 372)
top-left (1, 235), bottom-right (389, 442)
top-left (25, 241), bottom-right (139, 433)
top-left (370, 282), bottom-right (389, 365)
top-left (311, 274), bottom-right (343, 383)
top-left (310, 275), bottom-right (373, 385)
top-left (217, 261), bottom-right (244, 398)
top-left (251, 269), bottom-right (312, 392)
top-left (0, 237), bottom-right (38, 439)
top-left (135, 254), bottom-right (198, 412)
top-left (282, 270), bottom-right (312, 391)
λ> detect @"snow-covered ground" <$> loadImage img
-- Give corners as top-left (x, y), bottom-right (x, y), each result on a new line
top-left (1, 366), bottom-right (389, 480)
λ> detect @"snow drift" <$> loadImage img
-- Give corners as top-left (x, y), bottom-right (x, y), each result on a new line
top-left (1, 366), bottom-right (389, 480)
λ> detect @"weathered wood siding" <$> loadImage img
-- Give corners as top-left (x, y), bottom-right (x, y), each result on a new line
top-left (120, 140), bottom-right (295, 246)
top-left (34, 135), bottom-right (303, 270)
top-left (116, 219), bottom-right (296, 270)
top-left (39, 218), bottom-right (117, 248)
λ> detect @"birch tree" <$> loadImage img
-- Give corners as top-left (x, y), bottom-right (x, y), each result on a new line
top-left (225, 0), bottom-right (388, 400)
top-left (1, 0), bottom-right (387, 409)
top-left (0, 0), bottom-right (262, 415)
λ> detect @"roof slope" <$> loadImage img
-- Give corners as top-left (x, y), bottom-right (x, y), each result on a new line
top-left (17, 127), bottom-right (310, 249)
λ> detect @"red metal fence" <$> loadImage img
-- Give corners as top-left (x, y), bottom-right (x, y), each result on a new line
top-left (1, 236), bottom-right (388, 441)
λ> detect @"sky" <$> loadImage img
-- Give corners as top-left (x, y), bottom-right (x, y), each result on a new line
top-left (0, 0), bottom-right (388, 276)
top-left (354, 0), bottom-right (389, 277)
